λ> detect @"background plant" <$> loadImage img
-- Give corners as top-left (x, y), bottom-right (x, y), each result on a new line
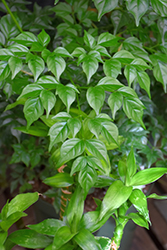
top-left (1, 0), bottom-right (167, 249)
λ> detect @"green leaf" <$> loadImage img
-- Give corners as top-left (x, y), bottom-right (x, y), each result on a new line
top-left (130, 167), bottom-right (167, 186)
top-left (100, 120), bottom-right (119, 145)
top-left (123, 97), bottom-right (145, 128)
top-left (111, 10), bottom-right (128, 35)
top-left (74, 228), bottom-right (102, 250)
top-left (113, 50), bottom-right (135, 63)
top-left (40, 90), bottom-right (56, 118)
top-left (100, 180), bottom-right (132, 220)
top-left (97, 76), bottom-right (124, 91)
top-left (54, 47), bottom-right (72, 58)
top-left (57, 139), bottom-right (85, 167)
top-left (71, 156), bottom-right (87, 176)
top-left (129, 189), bottom-right (150, 222)
top-left (0, 212), bottom-right (27, 231)
top-left (103, 59), bottom-right (121, 78)
top-left (95, 237), bottom-right (111, 250)
top-left (82, 55), bottom-right (98, 84)
top-left (137, 71), bottom-right (151, 98)
top-left (15, 125), bottom-right (48, 137)
top-left (126, 0), bottom-right (149, 26)
top-left (153, 61), bottom-right (167, 92)
top-left (57, 84), bottom-right (76, 113)
top-left (28, 219), bottom-right (65, 236)
top-left (67, 186), bottom-right (85, 231)
top-left (44, 173), bottom-right (74, 188)
top-left (36, 75), bottom-right (59, 89)
top-left (86, 86), bottom-right (105, 115)
top-left (131, 58), bottom-right (151, 71)
top-left (24, 97), bottom-right (44, 129)
top-left (94, 0), bottom-right (119, 21)
top-left (8, 56), bottom-right (22, 79)
top-left (52, 2), bottom-right (72, 16)
top-left (108, 92), bottom-right (123, 119)
top-left (85, 139), bottom-right (108, 164)
top-left (38, 29), bottom-right (50, 47)
top-left (97, 32), bottom-right (119, 47)
top-left (47, 55), bottom-right (66, 81)
top-left (30, 42), bottom-right (44, 52)
top-left (78, 165), bottom-right (98, 193)
top-left (8, 229), bottom-right (52, 248)
top-left (151, 0), bottom-right (167, 16)
top-left (127, 147), bottom-right (137, 178)
top-left (8, 44), bottom-right (29, 56)
top-left (53, 226), bottom-right (75, 250)
top-left (94, 45), bottom-right (111, 57)
top-left (18, 84), bottom-right (44, 99)
top-left (7, 192), bottom-right (39, 217)
top-left (0, 48), bottom-right (14, 60)
top-left (0, 14), bottom-right (20, 39)
top-left (124, 65), bottom-right (137, 87)
top-left (28, 55), bottom-right (45, 82)
top-left (123, 37), bottom-right (145, 53)
top-left (147, 193), bottom-right (167, 199)
top-left (11, 32), bottom-right (37, 46)
top-left (72, 47), bottom-right (86, 57)
top-left (0, 231), bottom-right (7, 245)
top-left (118, 86), bottom-right (138, 98)
top-left (0, 61), bottom-right (10, 81)
top-left (128, 213), bottom-right (149, 229)
top-left (48, 122), bottom-right (69, 151)
top-left (67, 118), bottom-right (82, 137)
top-left (84, 30), bottom-right (96, 48)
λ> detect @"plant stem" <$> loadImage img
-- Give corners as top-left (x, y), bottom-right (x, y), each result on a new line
top-left (2, 0), bottom-right (23, 33)
top-left (21, 70), bottom-right (33, 76)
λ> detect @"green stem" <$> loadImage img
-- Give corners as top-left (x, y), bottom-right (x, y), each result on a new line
top-left (2, 0), bottom-right (23, 33)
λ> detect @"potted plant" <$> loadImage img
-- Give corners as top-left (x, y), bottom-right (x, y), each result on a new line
top-left (1, 0), bottom-right (167, 249)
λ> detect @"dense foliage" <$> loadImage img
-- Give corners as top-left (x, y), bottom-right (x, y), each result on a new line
top-left (1, 0), bottom-right (167, 249)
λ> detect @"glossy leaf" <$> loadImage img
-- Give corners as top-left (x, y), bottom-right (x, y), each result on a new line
top-left (44, 173), bottom-right (74, 188)
top-left (8, 44), bottom-right (29, 56)
top-left (123, 97), bottom-right (145, 128)
top-left (129, 189), bottom-right (150, 222)
top-left (131, 58), bottom-right (151, 71)
top-left (0, 48), bottom-right (14, 60)
top-left (53, 226), bottom-right (75, 250)
top-left (15, 125), bottom-right (48, 137)
top-left (153, 61), bottom-right (167, 92)
top-left (103, 59), bottom-right (121, 78)
top-left (74, 228), bottom-right (102, 250)
top-left (54, 47), bottom-right (72, 58)
top-left (56, 84), bottom-right (76, 113)
top-left (18, 84), bottom-right (44, 99)
top-left (11, 32), bottom-right (37, 46)
top-left (95, 237), bottom-right (111, 250)
top-left (78, 165), bottom-right (98, 193)
top-left (40, 90), bottom-right (56, 118)
top-left (36, 75), bottom-right (59, 89)
top-left (86, 86), bottom-right (105, 115)
top-left (126, 0), bottom-right (149, 26)
top-left (28, 219), bottom-right (65, 236)
top-left (100, 180), bottom-right (132, 219)
top-left (85, 139), bottom-right (108, 164)
top-left (71, 156), bottom-right (87, 176)
top-left (82, 55), bottom-right (98, 84)
top-left (100, 120), bottom-right (119, 145)
top-left (23, 97), bottom-right (44, 129)
top-left (57, 139), bottom-right (85, 167)
top-left (108, 92), bottom-right (123, 119)
top-left (97, 32), bottom-right (119, 47)
top-left (127, 147), bottom-right (137, 178)
top-left (8, 229), bottom-right (52, 248)
top-left (151, 0), bottom-right (167, 16)
top-left (67, 118), bottom-right (82, 137)
top-left (0, 61), bottom-right (10, 81)
top-left (0, 211), bottom-right (27, 231)
top-left (113, 50), bottom-right (135, 63)
top-left (130, 167), bottom-right (167, 186)
top-left (7, 192), bottom-right (39, 217)
top-left (67, 186), bottom-right (85, 231)
top-left (84, 30), bottom-right (96, 48)
top-left (38, 29), bottom-right (50, 47)
top-left (128, 213), bottom-right (149, 229)
top-left (94, 0), bottom-right (119, 21)
top-left (47, 55), bottom-right (66, 81)
top-left (147, 193), bottom-right (167, 199)
top-left (8, 56), bottom-right (22, 79)
top-left (124, 65), bottom-right (137, 87)
top-left (28, 55), bottom-right (45, 82)
top-left (97, 76), bottom-right (123, 91)
top-left (48, 122), bottom-right (69, 151)
top-left (137, 71), bottom-right (151, 98)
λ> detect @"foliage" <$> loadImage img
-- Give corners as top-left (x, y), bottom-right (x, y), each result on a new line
top-left (1, 0), bottom-right (167, 249)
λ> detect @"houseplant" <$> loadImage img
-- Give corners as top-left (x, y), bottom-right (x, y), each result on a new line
top-left (1, 0), bottom-right (167, 249)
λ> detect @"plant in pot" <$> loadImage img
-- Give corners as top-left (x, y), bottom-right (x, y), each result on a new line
top-left (1, 0), bottom-right (167, 249)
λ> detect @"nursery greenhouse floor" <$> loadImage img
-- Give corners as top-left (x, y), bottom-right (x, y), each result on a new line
top-left (1, 175), bottom-right (167, 250)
